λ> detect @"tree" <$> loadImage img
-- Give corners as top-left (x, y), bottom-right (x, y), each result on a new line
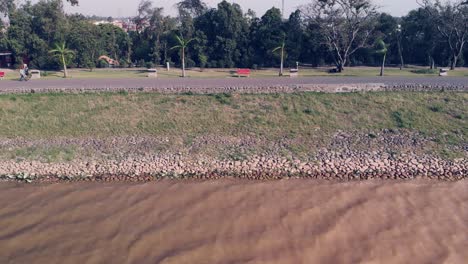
top-left (67, 16), bottom-right (99, 71)
top-left (285, 10), bottom-right (304, 66)
top-left (420, 0), bottom-right (468, 70)
top-left (170, 35), bottom-right (195, 77)
top-left (0, 0), bottom-right (15, 17)
top-left (251, 8), bottom-right (285, 67)
top-left (177, 0), bottom-right (207, 17)
top-left (373, 13), bottom-right (403, 70)
top-left (401, 8), bottom-right (441, 69)
top-left (302, 0), bottom-right (378, 72)
top-left (98, 24), bottom-right (131, 63)
top-left (195, 1), bottom-right (250, 67)
top-left (272, 35), bottom-right (286, 76)
top-left (176, 0), bottom-right (206, 41)
top-left (66, 0), bottom-right (79, 5)
top-left (49, 42), bottom-right (74, 77)
top-left (375, 39), bottom-right (388, 76)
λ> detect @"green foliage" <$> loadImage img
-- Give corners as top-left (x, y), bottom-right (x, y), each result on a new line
top-left (251, 7), bottom-right (285, 67)
top-left (118, 90), bottom-right (129, 96)
top-left (145, 61), bottom-right (155, 69)
top-left (98, 59), bottom-right (109, 68)
top-left (49, 42), bottom-right (75, 77)
top-left (391, 111), bottom-right (413, 128)
top-left (284, 10), bottom-right (303, 66)
top-left (195, 1), bottom-right (251, 67)
top-left (410, 69), bottom-right (438, 74)
top-left (375, 39), bottom-right (388, 55)
top-left (428, 104), bottom-right (443, 112)
top-left (212, 93), bottom-right (232, 105)
top-left (2, 0), bottom-right (468, 70)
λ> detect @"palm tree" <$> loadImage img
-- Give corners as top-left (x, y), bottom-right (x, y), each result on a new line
top-left (49, 42), bottom-right (75, 78)
top-left (170, 35), bottom-right (195, 78)
top-left (272, 35), bottom-right (286, 76)
top-left (375, 39), bottom-right (389, 77)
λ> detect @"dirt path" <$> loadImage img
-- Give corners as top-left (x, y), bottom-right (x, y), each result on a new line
top-left (0, 180), bottom-right (467, 264)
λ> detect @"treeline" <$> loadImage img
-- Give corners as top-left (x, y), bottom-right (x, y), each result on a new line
top-left (0, 0), bottom-right (467, 70)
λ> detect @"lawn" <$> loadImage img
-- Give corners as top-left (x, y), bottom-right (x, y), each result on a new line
top-left (1, 66), bottom-right (468, 80)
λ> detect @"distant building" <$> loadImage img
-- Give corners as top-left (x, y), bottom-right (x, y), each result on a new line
top-left (93, 20), bottom-right (123, 28)
top-left (92, 19), bottom-right (138, 32)
top-left (123, 21), bottom-right (137, 32)
top-left (0, 51), bottom-right (12, 68)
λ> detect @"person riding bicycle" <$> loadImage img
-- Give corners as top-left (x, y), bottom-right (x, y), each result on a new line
top-left (19, 64), bottom-right (29, 81)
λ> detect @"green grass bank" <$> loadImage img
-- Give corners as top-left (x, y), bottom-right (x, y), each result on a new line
top-left (0, 91), bottom-right (465, 140)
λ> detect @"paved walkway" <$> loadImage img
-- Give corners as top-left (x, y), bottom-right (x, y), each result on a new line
top-left (0, 76), bottom-right (466, 88)
top-left (0, 77), bottom-right (466, 94)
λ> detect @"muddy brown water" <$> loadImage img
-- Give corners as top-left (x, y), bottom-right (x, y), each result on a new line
top-left (0, 180), bottom-right (467, 264)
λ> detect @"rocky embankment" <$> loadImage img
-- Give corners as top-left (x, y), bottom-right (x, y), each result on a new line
top-left (0, 82), bottom-right (468, 94)
top-left (0, 131), bottom-right (466, 182)
top-left (0, 154), bottom-right (466, 183)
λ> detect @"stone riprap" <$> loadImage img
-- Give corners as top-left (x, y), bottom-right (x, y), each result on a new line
top-left (0, 153), bottom-right (465, 182)
top-left (0, 77), bottom-right (467, 94)
top-left (0, 131), bottom-right (466, 182)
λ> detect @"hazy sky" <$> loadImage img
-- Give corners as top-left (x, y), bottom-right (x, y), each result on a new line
top-left (58, 0), bottom-right (420, 17)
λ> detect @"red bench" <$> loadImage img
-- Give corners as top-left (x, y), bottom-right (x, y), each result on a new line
top-left (236, 69), bottom-right (250, 77)
top-left (0, 72), bottom-right (4, 80)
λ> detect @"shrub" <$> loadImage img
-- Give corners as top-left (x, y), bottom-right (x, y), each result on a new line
top-left (145, 62), bottom-right (155, 69)
top-left (213, 93), bottom-right (232, 105)
top-left (303, 108), bottom-right (320, 115)
top-left (199, 54), bottom-right (208, 70)
top-left (186, 58), bottom-right (196, 68)
top-left (410, 69), bottom-right (438, 74)
top-left (118, 90), bottom-right (128, 96)
top-left (119, 59), bottom-right (129, 68)
top-left (429, 105), bottom-right (443, 112)
top-left (391, 111), bottom-right (413, 128)
top-left (137, 59), bottom-right (146, 68)
top-left (98, 60), bottom-right (109, 68)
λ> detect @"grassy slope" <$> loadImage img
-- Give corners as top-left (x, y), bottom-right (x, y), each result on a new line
top-left (2, 66), bottom-right (468, 80)
top-left (0, 91), bottom-right (466, 161)
top-left (0, 92), bottom-right (465, 138)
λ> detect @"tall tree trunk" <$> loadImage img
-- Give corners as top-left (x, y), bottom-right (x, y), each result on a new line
top-left (397, 42), bottom-right (404, 70)
top-left (450, 55), bottom-right (457, 70)
top-left (182, 47), bottom-right (186, 78)
top-left (279, 47), bottom-right (284, 76)
top-left (127, 45), bottom-right (131, 65)
top-left (380, 53), bottom-right (386, 77)
top-left (337, 61), bottom-right (344, 72)
top-left (429, 55), bottom-right (435, 70)
top-left (62, 54), bottom-right (68, 78)
top-left (163, 42), bottom-right (168, 66)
